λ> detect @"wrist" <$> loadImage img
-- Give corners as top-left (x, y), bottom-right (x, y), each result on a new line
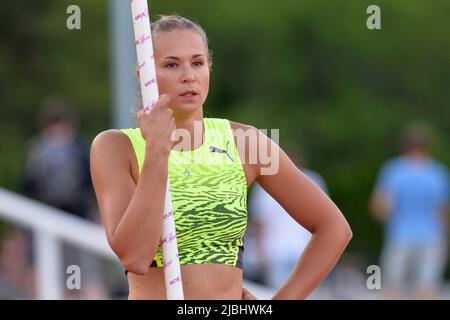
top-left (146, 141), bottom-right (171, 158)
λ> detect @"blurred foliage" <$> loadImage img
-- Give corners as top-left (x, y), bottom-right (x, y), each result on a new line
top-left (0, 0), bottom-right (449, 264)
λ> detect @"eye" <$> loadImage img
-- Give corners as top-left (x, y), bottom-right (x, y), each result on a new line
top-left (193, 61), bottom-right (204, 67)
top-left (164, 62), bottom-right (178, 68)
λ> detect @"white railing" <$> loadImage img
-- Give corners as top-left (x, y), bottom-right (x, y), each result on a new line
top-left (0, 187), bottom-right (116, 299)
top-left (0, 187), bottom-right (275, 300)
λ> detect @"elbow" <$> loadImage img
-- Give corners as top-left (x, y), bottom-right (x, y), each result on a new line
top-left (123, 260), bottom-right (148, 276)
top-left (313, 216), bottom-right (353, 249)
top-left (117, 251), bottom-right (149, 276)
top-left (341, 219), bottom-right (353, 246)
top-left (346, 223), bottom-right (353, 243)
top-left (110, 240), bottom-right (150, 276)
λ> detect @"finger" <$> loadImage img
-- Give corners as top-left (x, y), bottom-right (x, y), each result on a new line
top-left (136, 108), bottom-right (146, 119)
top-left (143, 96), bottom-right (164, 113)
top-left (156, 94), bottom-right (171, 109)
top-left (143, 94), bottom-right (172, 113)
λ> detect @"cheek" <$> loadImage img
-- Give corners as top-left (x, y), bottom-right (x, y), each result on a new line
top-left (156, 73), bottom-right (172, 93)
top-left (201, 72), bottom-right (210, 94)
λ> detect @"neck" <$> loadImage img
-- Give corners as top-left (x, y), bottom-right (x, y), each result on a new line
top-left (405, 149), bottom-right (429, 163)
top-left (406, 149), bottom-right (428, 158)
top-left (172, 110), bottom-right (204, 152)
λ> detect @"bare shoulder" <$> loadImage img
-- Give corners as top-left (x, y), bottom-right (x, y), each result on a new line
top-left (228, 120), bottom-right (279, 185)
top-left (228, 120), bottom-right (272, 141)
top-left (228, 120), bottom-right (277, 155)
top-left (91, 129), bottom-right (131, 154)
top-left (90, 129), bottom-right (134, 179)
top-left (229, 120), bottom-right (256, 132)
top-left (228, 120), bottom-right (260, 157)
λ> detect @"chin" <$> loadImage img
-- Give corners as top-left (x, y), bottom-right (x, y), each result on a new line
top-left (172, 103), bottom-right (202, 116)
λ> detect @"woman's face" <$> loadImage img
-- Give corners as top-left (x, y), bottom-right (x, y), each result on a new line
top-left (153, 29), bottom-right (210, 116)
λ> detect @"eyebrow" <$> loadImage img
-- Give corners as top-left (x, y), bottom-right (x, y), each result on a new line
top-left (162, 54), bottom-right (205, 60)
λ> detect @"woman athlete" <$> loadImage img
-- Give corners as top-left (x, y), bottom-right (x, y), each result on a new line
top-left (90, 15), bottom-right (352, 300)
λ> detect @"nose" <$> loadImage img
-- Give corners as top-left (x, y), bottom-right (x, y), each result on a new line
top-left (180, 65), bottom-right (195, 83)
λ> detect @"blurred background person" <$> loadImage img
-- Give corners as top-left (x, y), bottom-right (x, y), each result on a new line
top-left (20, 96), bottom-right (108, 299)
top-left (244, 147), bottom-right (329, 289)
top-left (0, 227), bottom-right (35, 299)
top-left (370, 122), bottom-right (449, 299)
top-left (22, 96), bottom-right (93, 220)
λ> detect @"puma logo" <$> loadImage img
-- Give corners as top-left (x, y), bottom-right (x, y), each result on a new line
top-left (209, 141), bottom-right (234, 162)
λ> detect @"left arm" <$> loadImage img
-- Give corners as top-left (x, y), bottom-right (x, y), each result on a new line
top-left (253, 130), bottom-right (352, 299)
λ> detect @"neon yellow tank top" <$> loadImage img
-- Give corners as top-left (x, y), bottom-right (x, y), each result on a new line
top-left (121, 118), bottom-right (247, 268)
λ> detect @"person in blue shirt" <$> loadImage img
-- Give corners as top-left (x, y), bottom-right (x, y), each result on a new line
top-left (370, 122), bottom-right (449, 299)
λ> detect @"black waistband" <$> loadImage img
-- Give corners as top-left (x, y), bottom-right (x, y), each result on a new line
top-left (124, 260), bottom-right (157, 276)
top-left (124, 246), bottom-right (244, 276)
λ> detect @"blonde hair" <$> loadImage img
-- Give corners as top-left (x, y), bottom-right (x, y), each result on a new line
top-left (151, 15), bottom-right (213, 68)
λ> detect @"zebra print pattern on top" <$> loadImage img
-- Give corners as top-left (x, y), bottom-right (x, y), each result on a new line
top-left (121, 118), bottom-right (248, 268)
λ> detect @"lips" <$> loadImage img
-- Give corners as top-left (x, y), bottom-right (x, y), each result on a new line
top-left (179, 90), bottom-right (198, 97)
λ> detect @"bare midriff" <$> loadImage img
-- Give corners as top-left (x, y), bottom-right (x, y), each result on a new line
top-left (127, 263), bottom-right (243, 300)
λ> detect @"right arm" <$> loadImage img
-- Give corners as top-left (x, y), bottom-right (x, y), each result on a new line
top-left (90, 95), bottom-right (175, 275)
top-left (369, 163), bottom-right (394, 223)
top-left (369, 190), bottom-right (392, 223)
